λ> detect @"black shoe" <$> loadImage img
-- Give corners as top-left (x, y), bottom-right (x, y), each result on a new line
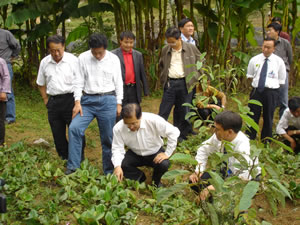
top-left (155, 182), bottom-right (163, 188)
top-left (5, 120), bottom-right (15, 125)
top-left (137, 173), bottom-right (146, 183)
top-left (65, 168), bottom-right (76, 175)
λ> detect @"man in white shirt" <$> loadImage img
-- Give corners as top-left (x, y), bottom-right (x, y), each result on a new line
top-left (112, 103), bottom-right (180, 187)
top-left (178, 18), bottom-right (196, 45)
top-left (246, 37), bottom-right (286, 141)
top-left (189, 111), bottom-right (260, 200)
top-left (37, 35), bottom-right (84, 160)
top-left (276, 97), bottom-right (300, 154)
top-left (66, 33), bottom-right (123, 175)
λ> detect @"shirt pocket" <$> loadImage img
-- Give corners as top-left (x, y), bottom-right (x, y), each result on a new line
top-left (103, 70), bottom-right (113, 84)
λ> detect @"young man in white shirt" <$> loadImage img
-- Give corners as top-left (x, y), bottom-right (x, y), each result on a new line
top-left (276, 97), bottom-right (300, 154)
top-left (66, 33), bottom-right (123, 175)
top-left (37, 35), bottom-right (84, 160)
top-left (112, 103), bottom-right (180, 187)
top-left (189, 111), bottom-right (260, 200)
top-left (246, 37), bottom-right (286, 141)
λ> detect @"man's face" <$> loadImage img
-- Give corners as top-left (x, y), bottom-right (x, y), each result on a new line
top-left (291, 107), bottom-right (300, 118)
top-left (124, 115), bottom-right (141, 132)
top-left (166, 37), bottom-right (182, 50)
top-left (91, 47), bottom-right (106, 61)
top-left (262, 40), bottom-right (275, 57)
top-left (214, 122), bottom-right (230, 141)
top-left (49, 42), bottom-right (64, 63)
top-left (266, 27), bottom-right (279, 40)
top-left (180, 21), bottom-right (194, 38)
top-left (120, 37), bottom-right (134, 52)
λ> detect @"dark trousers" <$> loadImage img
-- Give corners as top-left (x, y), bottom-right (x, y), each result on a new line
top-left (47, 93), bottom-right (85, 160)
top-left (190, 167), bottom-right (227, 193)
top-left (116, 84), bottom-right (139, 122)
top-left (121, 147), bottom-right (170, 186)
top-left (0, 102), bottom-right (6, 145)
top-left (159, 79), bottom-right (193, 139)
top-left (246, 88), bottom-right (279, 140)
top-left (284, 126), bottom-right (300, 154)
top-left (197, 99), bottom-right (222, 120)
top-left (123, 84), bottom-right (138, 105)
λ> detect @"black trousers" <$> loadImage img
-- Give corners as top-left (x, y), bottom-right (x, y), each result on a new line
top-left (116, 84), bottom-right (139, 122)
top-left (284, 126), bottom-right (300, 154)
top-left (246, 88), bottom-right (279, 140)
top-left (0, 101), bottom-right (6, 145)
top-left (123, 84), bottom-right (138, 105)
top-left (159, 79), bottom-right (194, 139)
top-left (190, 167), bottom-right (227, 193)
top-left (121, 147), bottom-right (170, 186)
top-left (47, 93), bottom-right (85, 160)
top-left (197, 99), bottom-right (222, 120)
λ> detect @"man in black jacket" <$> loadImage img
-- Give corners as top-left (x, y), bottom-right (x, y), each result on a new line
top-left (112, 31), bottom-right (149, 110)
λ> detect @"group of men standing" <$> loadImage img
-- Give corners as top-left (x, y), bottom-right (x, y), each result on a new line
top-left (35, 17), bottom-right (201, 187)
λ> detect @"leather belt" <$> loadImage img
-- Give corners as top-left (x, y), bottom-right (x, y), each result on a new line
top-left (49, 93), bottom-right (73, 98)
top-left (168, 77), bottom-right (185, 81)
top-left (124, 83), bottom-right (136, 87)
top-left (83, 91), bottom-right (116, 96)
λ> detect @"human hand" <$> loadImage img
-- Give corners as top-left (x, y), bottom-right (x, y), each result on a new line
top-left (153, 152), bottom-right (169, 164)
top-left (200, 185), bottom-right (215, 201)
top-left (114, 166), bottom-right (123, 182)
top-left (290, 139), bottom-right (296, 150)
top-left (72, 101), bottom-right (83, 119)
top-left (0, 92), bottom-right (7, 101)
top-left (117, 104), bottom-right (122, 117)
top-left (43, 97), bottom-right (48, 105)
top-left (189, 172), bottom-right (201, 183)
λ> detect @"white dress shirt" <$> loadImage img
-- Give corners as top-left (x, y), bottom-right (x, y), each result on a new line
top-left (247, 53), bottom-right (286, 89)
top-left (74, 50), bottom-right (123, 104)
top-left (36, 52), bottom-right (79, 95)
top-left (276, 108), bottom-right (300, 135)
top-left (195, 132), bottom-right (260, 180)
top-left (181, 33), bottom-right (196, 45)
top-left (111, 112), bottom-right (180, 167)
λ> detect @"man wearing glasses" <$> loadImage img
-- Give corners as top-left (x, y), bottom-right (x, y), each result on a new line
top-left (158, 27), bottom-right (201, 141)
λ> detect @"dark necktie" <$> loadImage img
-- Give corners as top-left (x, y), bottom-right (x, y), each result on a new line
top-left (257, 58), bottom-right (268, 93)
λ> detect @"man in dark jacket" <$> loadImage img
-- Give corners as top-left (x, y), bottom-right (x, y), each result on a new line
top-left (112, 31), bottom-right (149, 109)
top-left (159, 27), bottom-right (201, 140)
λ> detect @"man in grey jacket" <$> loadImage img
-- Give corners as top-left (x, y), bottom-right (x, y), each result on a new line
top-left (0, 28), bottom-right (20, 124)
top-left (159, 27), bottom-right (201, 141)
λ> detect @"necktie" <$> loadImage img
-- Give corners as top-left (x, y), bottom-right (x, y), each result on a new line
top-left (257, 58), bottom-right (268, 93)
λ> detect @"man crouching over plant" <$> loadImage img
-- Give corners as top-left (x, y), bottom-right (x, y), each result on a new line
top-left (189, 111), bottom-right (260, 200)
top-left (111, 103), bottom-right (180, 187)
top-left (276, 96), bottom-right (300, 154)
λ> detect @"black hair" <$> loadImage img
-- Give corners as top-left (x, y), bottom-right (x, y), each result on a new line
top-left (120, 31), bottom-right (135, 41)
top-left (46, 35), bottom-right (65, 48)
top-left (88, 33), bottom-right (108, 49)
top-left (121, 103), bottom-right (142, 119)
top-left (215, 111), bottom-right (242, 133)
top-left (264, 36), bottom-right (276, 47)
top-left (271, 17), bottom-right (282, 24)
top-left (288, 97), bottom-right (300, 112)
top-left (178, 18), bottom-right (193, 28)
top-left (267, 22), bottom-right (282, 33)
top-left (165, 27), bottom-right (181, 39)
